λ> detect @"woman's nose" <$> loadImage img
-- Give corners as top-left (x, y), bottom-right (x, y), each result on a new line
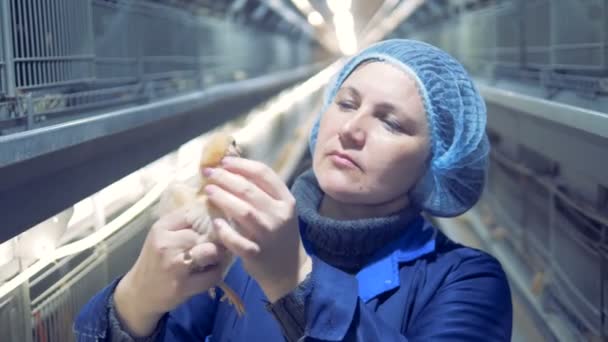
top-left (339, 113), bottom-right (367, 148)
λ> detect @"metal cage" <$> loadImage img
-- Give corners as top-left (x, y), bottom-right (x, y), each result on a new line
top-left (0, 0), bottom-right (316, 135)
top-left (10, 0), bottom-right (96, 91)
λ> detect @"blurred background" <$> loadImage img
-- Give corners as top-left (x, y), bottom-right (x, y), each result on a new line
top-left (0, 0), bottom-right (606, 341)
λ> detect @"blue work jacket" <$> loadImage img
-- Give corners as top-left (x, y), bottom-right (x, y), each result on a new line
top-left (74, 215), bottom-right (512, 341)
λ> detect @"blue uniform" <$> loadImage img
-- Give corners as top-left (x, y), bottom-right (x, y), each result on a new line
top-left (74, 215), bottom-right (512, 341)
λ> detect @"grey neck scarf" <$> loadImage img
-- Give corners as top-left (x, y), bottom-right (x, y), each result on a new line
top-left (291, 169), bottom-right (421, 273)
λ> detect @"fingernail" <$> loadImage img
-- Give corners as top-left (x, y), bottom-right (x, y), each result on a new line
top-left (202, 168), bottom-right (213, 177)
top-left (204, 185), bottom-right (215, 195)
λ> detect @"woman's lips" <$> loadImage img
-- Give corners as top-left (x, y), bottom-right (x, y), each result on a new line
top-left (328, 151), bottom-right (360, 169)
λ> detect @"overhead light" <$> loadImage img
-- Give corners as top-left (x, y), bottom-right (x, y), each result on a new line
top-left (327, 0), bottom-right (351, 13)
top-left (329, 1), bottom-right (357, 55)
top-left (334, 11), bottom-right (354, 28)
top-left (292, 0), bottom-right (313, 12)
top-left (307, 11), bottom-right (324, 26)
top-left (336, 29), bottom-right (357, 55)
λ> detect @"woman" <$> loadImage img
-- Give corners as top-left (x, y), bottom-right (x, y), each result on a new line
top-left (75, 39), bottom-right (512, 341)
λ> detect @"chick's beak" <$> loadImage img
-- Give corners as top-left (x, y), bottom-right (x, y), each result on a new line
top-left (226, 141), bottom-right (242, 157)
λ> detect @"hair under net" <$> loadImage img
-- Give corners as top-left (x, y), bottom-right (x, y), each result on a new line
top-left (309, 39), bottom-right (490, 217)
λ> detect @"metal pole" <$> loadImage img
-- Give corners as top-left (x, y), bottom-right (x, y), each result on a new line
top-left (1, 0), bottom-right (17, 97)
top-left (25, 92), bottom-right (33, 130)
top-left (86, 0), bottom-right (96, 79)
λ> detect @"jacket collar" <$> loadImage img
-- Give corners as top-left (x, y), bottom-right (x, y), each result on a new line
top-left (300, 215), bottom-right (437, 302)
top-left (356, 215), bottom-right (436, 302)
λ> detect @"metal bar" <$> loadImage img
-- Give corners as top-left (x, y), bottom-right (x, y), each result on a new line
top-left (20, 284), bottom-right (33, 342)
top-left (16, 77), bottom-right (95, 92)
top-left (54, 300), bottom-right (65, 341)
top-left (37, 0), bottom-right (43, 86)
top-left (76, 0), bottom-right (82, 53)
top-left (59, 296), bottom-right (67, 338)
top-left (54, 0), bottom-right (61, 82)
top-left (71, 0), bottom-right (79, 80)
top-left (77, 0), bottom-right (84, 78)
top-left (0, 63), bottom-right (321, 166)
top-left (50, 305), bottom-right (57, 341)
top-left (14, 54), bottom-right (93, 62)
top-left (48, 0), bottom-right (55, 84)
top-left (1, 0), bottom-right (17, 96)
top-left (33, 95), bottom-right (141, 121)
top-left (24, 0), bottom-right (31, 77)
top-left (25, 93), bottom-right (33, 129)
top-left (66, 0), bottom-right (73, 81)
top-left (35, 0), bottom-right (42, 86)
top-left (477, 80), bottom-right (608, 139)
top-left (86, 0), bottom-right (95, 78)
top-left (15, 0), bottom-right (24, 88)
top-left (60, 0), bottom-right (67, 82)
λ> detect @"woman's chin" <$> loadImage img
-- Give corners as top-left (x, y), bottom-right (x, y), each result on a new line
top-left (317, 171), bottom-right (364, 200)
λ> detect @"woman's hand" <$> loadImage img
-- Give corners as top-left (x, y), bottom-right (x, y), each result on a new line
top-left (114, 209), bottom-right (226, 336)
top-left (203, 156), bottom-right (312, 302)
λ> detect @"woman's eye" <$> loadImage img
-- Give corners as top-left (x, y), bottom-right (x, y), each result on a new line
top-left (382, 117), bottom-right (403, 133)
top-left (337, 101), bottom-right (355, 110)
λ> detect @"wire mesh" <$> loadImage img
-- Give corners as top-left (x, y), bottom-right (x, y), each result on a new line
top-left (486, 147), bottom-right (608, 339)
top-left (92, 0), bottom-right (140, 85)
top-left (27, 83), bottom-right (144, 128)
top-left (551, 0), bottom-right (608, 71)
top-left (10, 0), bottom-right (96, 91)
top-left (544, 71), bottom-right (608, 94)
top-left (550, 199), bottom-right (603, 336)
top-left (31, 250), bottom-right (108, 342)
top-left (494, 2), bottom-right (521, 68)
top-left (105, 214), bottom-right (151, 280)
top-left (28, 212), bottom-right (151, 342)
top-left (0, 99), bottom-right (27, 135)
top-left (0, 285), bottom-right (30, 342)
top-left (522, 0), bottom-right (551, 69)
top-left (0, 0), bottom-right (315, 136)
top-left (139, 2), bottom-right (201, 79)
top-left (394, 0), bottom-right (608, 94)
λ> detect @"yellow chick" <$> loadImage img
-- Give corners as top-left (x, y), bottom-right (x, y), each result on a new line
top-left (156, 132), bottom-right (245, 316)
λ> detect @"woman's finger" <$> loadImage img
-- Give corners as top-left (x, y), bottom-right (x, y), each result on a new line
top-left (164, 229), bottom-right (199, 249)
top-left (219, 157), bottom-right (292, 201)
top-left (204, 167), bottom-right (277, 211)
top-left (213, 218), bottom-right (260, 259)
top-left (189, 242), bottom-right (223, 268)
top-left (205, 184), bottom-right (266, 239)
top-left (156, 208), bottom-right (193, 232)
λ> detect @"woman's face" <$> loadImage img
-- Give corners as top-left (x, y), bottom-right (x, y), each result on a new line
top-left (313, 62), bottom-right (431, 208)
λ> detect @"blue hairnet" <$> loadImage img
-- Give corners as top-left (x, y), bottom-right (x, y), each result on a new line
top-left (309, 39), bottom-right (490, 217)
